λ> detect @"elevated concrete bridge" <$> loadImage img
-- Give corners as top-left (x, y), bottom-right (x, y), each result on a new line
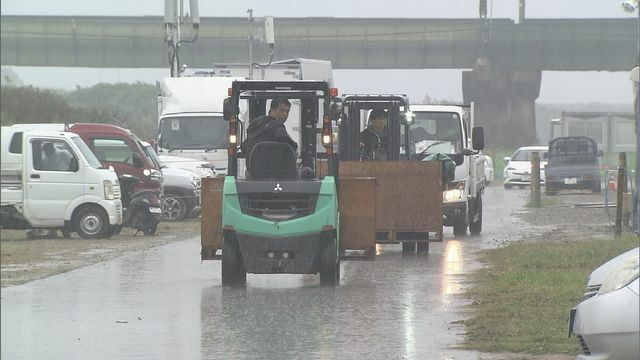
top-left (1, 15), bottom-right (637, 145)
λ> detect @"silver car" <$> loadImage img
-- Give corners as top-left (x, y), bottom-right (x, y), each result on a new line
top-left (570, 248), bottom-right (640, 359)
top-left (503, 145), bottom-right (548, 189)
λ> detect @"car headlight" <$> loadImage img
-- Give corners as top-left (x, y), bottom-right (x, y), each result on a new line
top-left (443, 181), bottom-right (465, 202)
top-left (597, 255), bottom-right (639, 295)
top-left (103, 180), bottom-right (114, 200)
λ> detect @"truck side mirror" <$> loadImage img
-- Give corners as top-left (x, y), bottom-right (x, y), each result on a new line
top-left (597, 150), bottom-right (604, 157)
top-left (223, 97), bottom-right (237, 121)
top-left (472, 127), bottom-right (484, 150)
top-left (330, 99), bottom-right (343, 121)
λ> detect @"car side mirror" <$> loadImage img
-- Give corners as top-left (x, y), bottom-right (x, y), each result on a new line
top-left (472, 127), bottom-right (484, 150)
top-left (503, 157), bottom-right (511, 165)
top-left (223, 97), bottom-right (237, 121)
top-left (133, 153), bottom-right (144, 168)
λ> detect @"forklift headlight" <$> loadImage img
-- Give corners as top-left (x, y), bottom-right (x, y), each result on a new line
top-left (104, 180), bottom-right (115, 200)
top-left (322, 134), bottom-right (331, 146)
top-left (443, 181), bottom-right (465, 202)
top-left (229, 134), bottom-right (237, 144)
top-left (443, 189), bottom-right (464, 202)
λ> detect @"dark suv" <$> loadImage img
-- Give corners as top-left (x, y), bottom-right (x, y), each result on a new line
top-left (544, 136), bottom-right (602, 195)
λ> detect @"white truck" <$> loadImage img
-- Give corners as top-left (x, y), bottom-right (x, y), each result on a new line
top-left (156, 76), bottom-right (243, 176)
top-left (156, 58), bottom-right (334, 175)
top-left (410, 104), bottom-right (486, 236)
top-left (1, 128), bottom-right (123, 238)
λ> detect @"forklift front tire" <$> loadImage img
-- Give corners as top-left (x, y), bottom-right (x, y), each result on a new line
top-left (222, 237), bottom-right (246, 287)
top-left (320, 237), bottom-right (339, 286)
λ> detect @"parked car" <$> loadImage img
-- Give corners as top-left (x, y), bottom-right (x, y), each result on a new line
top-left (503, 145), bottom-right (548, 189)
top-left (544, 136), bottom-right (602, 195)
top-left (583, 247), bottom-right (639, 299)
top-left (570, 248), bottom-right (640, 359)
top-left (140, 141), bottom-right (201, 221)
top-left (482, 154), bottom-right (494, 185)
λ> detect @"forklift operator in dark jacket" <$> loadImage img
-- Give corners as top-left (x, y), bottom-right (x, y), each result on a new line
top-left (241, 97), bottom-right (298, 167)
top-left (359, 108), bottom-right (388, 160)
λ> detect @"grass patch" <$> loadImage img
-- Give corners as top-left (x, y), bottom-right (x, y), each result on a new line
top-left (460, 232), bottom-right (639, 355)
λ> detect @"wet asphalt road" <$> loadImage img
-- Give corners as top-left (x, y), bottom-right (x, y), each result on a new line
top-left (1, 186), bottom-right (530, 360)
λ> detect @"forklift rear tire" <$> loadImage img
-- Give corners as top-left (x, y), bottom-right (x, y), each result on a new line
top-left (402, 242), bottom-right (416, 253)
top-left (222, 238), bottom-right (246, 286)
top-left (320, 237), bottom-right (339, 286)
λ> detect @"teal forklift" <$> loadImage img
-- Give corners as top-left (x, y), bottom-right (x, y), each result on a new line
top-left (217, 80), bottom-right (342, 286)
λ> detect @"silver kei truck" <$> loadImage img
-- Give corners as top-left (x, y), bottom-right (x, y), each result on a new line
top-left (409, 104), bottom-right (486, 236)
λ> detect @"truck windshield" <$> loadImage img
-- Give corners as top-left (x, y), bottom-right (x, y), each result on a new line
top-left (72, 137), bottom-right (103, 169)
top-left (159, 116), bottom-right (227, 150)
top-left (410, 112), bottom-right (463, 155)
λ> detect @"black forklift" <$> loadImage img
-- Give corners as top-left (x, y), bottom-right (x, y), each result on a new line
top-left (335, 94), bottom-right (444, 254)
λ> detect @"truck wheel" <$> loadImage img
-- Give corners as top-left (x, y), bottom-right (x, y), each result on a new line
top-left (162, 195), bottom-right (186, 221)
top-left (402, 242), bottom-right (416, 253)
top-left (74, 205), bottom-right (110, 239)
top-left (469, 193), bottom-right (483, 235)
top-left (453, 217), bottom-right (467, 237)
top-left (320, 237), bottom-right (339, 286)
top-left (222, 237), bottom-right (246, 286)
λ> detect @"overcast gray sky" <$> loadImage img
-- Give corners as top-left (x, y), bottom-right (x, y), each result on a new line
top-left (1, 0), bottom-right (638, 104)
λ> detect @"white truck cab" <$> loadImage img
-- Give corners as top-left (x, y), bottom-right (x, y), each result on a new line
top-left (1, 128), bottom-right (123, 238)
top-left (157, 76), bottom-right (243, 176)
top-left (409, 104), bottom-right (485, 236)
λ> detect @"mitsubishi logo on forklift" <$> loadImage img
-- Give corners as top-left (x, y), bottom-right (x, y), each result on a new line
top-left (273, 183), bottom-right (284, 193)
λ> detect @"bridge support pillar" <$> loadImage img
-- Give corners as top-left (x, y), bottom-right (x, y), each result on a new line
top-left (463, 66), bottom-right (541, 148)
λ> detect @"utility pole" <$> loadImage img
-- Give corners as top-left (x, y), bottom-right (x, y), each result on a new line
top-left (164, 0), bottom-right (200, 77)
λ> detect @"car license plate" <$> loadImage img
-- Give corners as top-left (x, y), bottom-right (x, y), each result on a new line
top-left (149, 207), bottom-right (162, 214)
top-left (564, 178), bottom-right (577, 185)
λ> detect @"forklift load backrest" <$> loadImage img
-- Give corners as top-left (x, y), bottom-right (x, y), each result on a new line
top-left (248, 141), bottom-right (297, 180)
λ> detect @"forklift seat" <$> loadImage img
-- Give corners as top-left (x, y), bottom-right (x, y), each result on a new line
top-left (247, 141), bottom-right (297, 180)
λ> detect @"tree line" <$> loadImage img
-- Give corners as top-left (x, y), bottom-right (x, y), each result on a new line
top-left (0, 83), bottom-right (158, 140)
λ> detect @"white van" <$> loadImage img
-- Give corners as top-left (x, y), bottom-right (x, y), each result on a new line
top-left (1, 128), bottom-right (123, 238)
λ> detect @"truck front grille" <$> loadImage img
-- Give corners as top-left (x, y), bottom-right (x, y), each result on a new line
top-left (239, 193), bottom-right (319, 221)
